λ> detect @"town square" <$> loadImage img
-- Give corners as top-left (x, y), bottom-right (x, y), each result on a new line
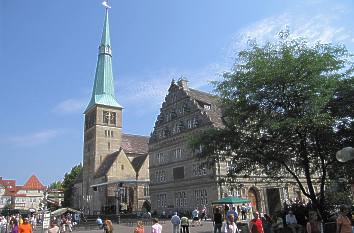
top-left (1, 0), bottom-right (354, 233)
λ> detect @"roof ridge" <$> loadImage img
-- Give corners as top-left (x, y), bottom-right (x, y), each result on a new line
top-left (122, 133), bottom-right (149, 138)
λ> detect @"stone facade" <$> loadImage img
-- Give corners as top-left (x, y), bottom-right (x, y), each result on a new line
top-left (149, 80), bottom-right (303, 216)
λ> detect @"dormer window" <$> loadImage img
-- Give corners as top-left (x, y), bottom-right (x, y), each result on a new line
top-left (204, 104), bottom-right (211, 110)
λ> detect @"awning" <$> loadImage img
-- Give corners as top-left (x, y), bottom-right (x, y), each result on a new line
top-left (50, 207), bottom-right (82, 216)
top-left (212, 196), bottom-right (251, 205)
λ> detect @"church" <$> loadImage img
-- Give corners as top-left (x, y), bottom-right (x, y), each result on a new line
top-left (72, 6), bottom-right (150, 215)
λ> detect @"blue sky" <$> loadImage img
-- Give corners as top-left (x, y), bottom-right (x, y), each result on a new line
top-left (0, 0), bottom-right (353, 185)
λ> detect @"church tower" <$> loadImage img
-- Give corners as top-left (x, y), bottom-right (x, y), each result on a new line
top-left (82, 6), bottom-right (122, 211)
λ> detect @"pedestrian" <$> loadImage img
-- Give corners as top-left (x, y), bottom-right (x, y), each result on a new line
top-left (180, 216), bottom-right (189, 233)
top-left (306, 211), bottom-right (321, 233)
top-left (336, 205), bottom-right (352, 233)
top-left (134, 221), bottom-right (144, 233)
top-left (241, 204), bottom-right (247, 220)
top-left (261, 214), bottom-right (272, 233)
top-left (103, 218), bottom-right (113, 233)
top-left (11, 219), bottom-right (18, 233)
top-left (201, 205), bottom-right (207, 221)
top-left (286, 210), bottom-right (302, 233)
top-left (96, 216), bottom-right (103, 229)
top-left (191, 208), bottom-right (200, 226)
top-left (213, 208), bottom-right (223, 233)
top-left (227, 207), bottom-right (238, 222)
top-left (222, 214), bottom-right (239, 233)
top-left (248, 211), bottom-right (264, 233)
top-left (18, 218), bottom-right (32, 233)
top-left (48, 222), bottom-right (60, 233)
top-left (151, 218), bottom-right (162, 233)
top-left (271, 213), bottom-right (283, 233)
top-left (170, 212), bottom-right (180, 233)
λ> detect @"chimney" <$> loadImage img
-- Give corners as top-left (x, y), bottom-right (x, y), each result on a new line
top-left (177, 78), bottom-right (189, 90)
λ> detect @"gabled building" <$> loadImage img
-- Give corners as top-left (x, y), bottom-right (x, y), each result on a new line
top-left (72, 6), bottom-right (150, 215)
top-left (13, 175), bottom-right (45, 211)
top-left (0, 175), bottom-right (45, 212)
top-left (149, 80), bottom-right (302, 215)
top-left (0, 177), bottom-right (15, 210)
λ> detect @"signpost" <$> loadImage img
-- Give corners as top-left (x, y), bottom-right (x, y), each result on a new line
top-left (42, 213), bottom-right (51, 229)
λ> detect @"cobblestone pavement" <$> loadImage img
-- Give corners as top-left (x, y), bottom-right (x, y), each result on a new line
top-left (37, 221), bottom-right (216, 233)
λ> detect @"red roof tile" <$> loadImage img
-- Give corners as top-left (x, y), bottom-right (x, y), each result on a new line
top-left (0, 179), bottom-right (16, 188)
top-left (22, 175), bottom-right (45, 190)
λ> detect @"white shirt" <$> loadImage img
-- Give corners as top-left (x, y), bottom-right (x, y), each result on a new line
top-left (222, 221), bottom-right (239, 233)
top-left (152, 223), bottom-right (162, 233)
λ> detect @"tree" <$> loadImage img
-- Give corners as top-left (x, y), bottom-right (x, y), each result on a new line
top-left (48, 181), bottom-right (63, 189)
top-left (191, 32), bottom-right (354, 221)
top-left (62, 164), bottom-right (82, 207)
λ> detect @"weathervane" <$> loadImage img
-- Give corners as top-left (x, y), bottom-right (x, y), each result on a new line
top-left (102, 0), bottom-right (111, 9)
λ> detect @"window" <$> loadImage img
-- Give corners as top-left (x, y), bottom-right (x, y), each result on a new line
top-left (175, 191), bottom-right (187, 207)
top-left (144, 186), bottom-right (149, 196)
top-left (108, 142), bottom-right (111, 150)
top-left (103, 111), bottom-right (109, 124)
top-left (173, 166), bottom-right (184, 180)
top-left (187, 120), bottom-right (192, 129)
top-left (157, 194), bottom-right (167, 208)
top-left (155, 170), bottom-right (166, 183)
top-left (193, 163), bottom-right (207, 176)
top-left (204, 104), bottom-right (211, 110)
top-left (110, 112), bottom-right (116, 125)
top-left (192, 117), bottom-right (199, 127)
top-left (121, 165), bottom-right (124, 170)
top-left (194, 189), bottom-right (208, 206)
top-left (111, 131), bottom-right (114, 137)
top-left (175, 148), bottom-right (182, 160)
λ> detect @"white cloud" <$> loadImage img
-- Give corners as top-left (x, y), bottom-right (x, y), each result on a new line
top-left (53, 98), bottom-right (87, 114)
top-left (117, 63), bottom-right (226, 113)
top-left (2, 129), bottom-right (63, 146)
top-left (227, 8), bottom-right (353, 61)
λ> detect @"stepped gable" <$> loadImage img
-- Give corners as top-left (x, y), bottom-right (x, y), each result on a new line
top-left (122, 134), bottom-right (149, 155)
top-left (22, 175), bottom-right (45, 190)
top-left (131, 154), bottom-right (148, 173)
top-left (187, 88), bottom-right (224, 128)
top-left (94, 148), bottom-right (123, 178)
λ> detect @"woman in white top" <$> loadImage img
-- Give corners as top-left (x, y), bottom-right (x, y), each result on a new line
top-left (222, 214), bottom-right (239, 233)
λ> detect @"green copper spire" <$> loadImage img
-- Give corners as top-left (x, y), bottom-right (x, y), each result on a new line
top-left (85, 8), bottom-right (122, 113)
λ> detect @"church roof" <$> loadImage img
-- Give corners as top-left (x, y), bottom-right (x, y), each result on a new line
top-left (187, 88), bottom-right (224, 128)
top-left (22, 175), bottom-right (45, 190)
top-left (122, 134), bottom-right (149, 155)
top-left (131, 154), bottom-right (148, 173)
top-left (85, 9), bottom-right (122, 113)
top-left (94, 148), bottom-right (123, 178)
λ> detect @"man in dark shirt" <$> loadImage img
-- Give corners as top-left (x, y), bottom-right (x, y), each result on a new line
top-left (213, 208), bottom-right (223, 233)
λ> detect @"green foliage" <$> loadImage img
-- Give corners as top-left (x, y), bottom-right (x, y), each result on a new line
top-left (62, 164), bottom-right (82, 207)
top-left (48, 181), bottom-right (63, 189)
top-left (191, 32), bottom-right (354, 221)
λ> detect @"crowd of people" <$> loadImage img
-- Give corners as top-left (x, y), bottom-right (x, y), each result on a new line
top-left (0, 214), bottom-right (39, 233)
